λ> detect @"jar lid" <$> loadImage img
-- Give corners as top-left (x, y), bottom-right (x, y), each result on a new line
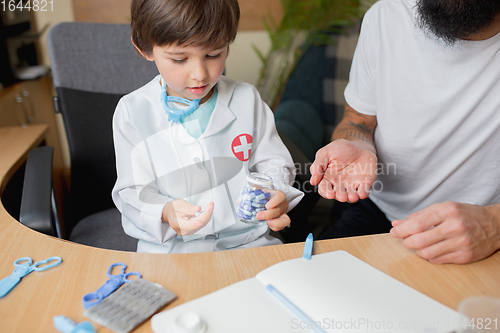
top-left (172, 312), bottom-right (206, 333)
top-left (246, 172), bottom-right (273, 186)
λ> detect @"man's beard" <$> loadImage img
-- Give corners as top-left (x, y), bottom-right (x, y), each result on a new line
top-left (416, 0), bottom-right (500, 45)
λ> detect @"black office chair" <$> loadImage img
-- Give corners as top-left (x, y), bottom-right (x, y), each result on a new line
top-left (20, 146), bottom-right (60, 237)
top-left (20, 23), bottom-right (159, 251)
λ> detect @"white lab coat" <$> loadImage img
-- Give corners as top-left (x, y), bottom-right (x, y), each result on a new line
top-left (112, 75), bottom-right (304, 253)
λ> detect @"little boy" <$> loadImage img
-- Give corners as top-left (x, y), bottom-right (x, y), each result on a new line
top-left (112, 0), bottom-right (304, 253)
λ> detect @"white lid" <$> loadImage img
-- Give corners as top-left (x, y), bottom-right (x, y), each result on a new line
top-left (171, 312), bottom-right (206, 333)
top-left (246, 172), bottom-right (273, 186)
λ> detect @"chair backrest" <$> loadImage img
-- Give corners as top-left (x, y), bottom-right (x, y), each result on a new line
top-left (47, 22), bottom-right (158, 233)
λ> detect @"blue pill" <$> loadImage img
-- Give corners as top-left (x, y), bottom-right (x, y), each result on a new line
top-left (252, 189), bottom-right (265, 196)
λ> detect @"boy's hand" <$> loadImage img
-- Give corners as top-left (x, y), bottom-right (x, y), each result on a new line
top-left (256, 190), bottom-right (290, 231)
top-left (162, 200), bottom-right (214, 236)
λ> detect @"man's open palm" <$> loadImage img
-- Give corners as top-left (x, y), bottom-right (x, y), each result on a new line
top-left (311, 139), bottom-right (377, 202)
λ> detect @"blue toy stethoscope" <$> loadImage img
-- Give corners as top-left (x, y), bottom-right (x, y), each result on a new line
top-left (161, 83), bottom-right (201, 122)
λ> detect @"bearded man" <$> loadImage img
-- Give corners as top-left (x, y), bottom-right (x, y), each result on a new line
top-left (311, 0), bottom-right (500, 264)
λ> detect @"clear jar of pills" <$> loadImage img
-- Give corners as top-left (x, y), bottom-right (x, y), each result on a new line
top-left (237, 172), bottom-right (274, 224)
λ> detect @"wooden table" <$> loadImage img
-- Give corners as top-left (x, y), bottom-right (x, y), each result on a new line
top-left (1, 125), bottom-right (499, 333)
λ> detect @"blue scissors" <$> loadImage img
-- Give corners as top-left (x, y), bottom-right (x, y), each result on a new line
top-left (82, 262), bottom-right (141, 309)
top-left (0, 256), bottom-right (62, 298)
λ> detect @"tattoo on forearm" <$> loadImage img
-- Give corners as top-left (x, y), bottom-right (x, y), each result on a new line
top-left (344, 108), bottom-right (370, 120)
top-left (347, 120), bottom-right (373, 134)
top-left (334, 120), bottom-right (374, 143)
top-left (344, 130), bottom-right (371, 142)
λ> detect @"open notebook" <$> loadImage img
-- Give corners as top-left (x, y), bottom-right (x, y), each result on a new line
top-left (151, 251), bottom-right (461, 333)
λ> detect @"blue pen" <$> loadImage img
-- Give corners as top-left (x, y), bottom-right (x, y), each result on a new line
top-left (303, 233), bottom-right (314, 260)
top-left (266, 284), bottom-right (327, 333)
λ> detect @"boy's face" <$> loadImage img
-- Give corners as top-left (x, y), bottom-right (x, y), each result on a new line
top-left (144, 43), bottom-right (227, 103)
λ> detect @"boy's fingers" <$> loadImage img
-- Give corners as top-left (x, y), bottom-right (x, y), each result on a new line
top-left (265, 191), bottom-right (287, 210)
top-left (175, 202), bottom-right (214, 236)
top-left (257, 200), bottom-right (287, 221)
top-left (189, 202), bottom-right (214, 224)
top-left (178, 219), bottom-right (204, 236)
top-left (267, 213), bottom-right (290, 231)
top-left (192, 205), bottom-right (202, 214)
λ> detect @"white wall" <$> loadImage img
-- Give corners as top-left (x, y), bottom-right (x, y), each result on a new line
top-left (224, 31), bottom-right (271, 87)
top-left (35, 1), bottom-right (377, 84)
top-left (33, 0), bottom-right (75, 67)
top-left (34, 7), bottom-right (269, 87)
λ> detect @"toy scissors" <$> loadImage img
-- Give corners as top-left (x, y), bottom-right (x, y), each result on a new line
top-left (82, 262), bottom-right (141, 309)
top-left (0, 256), bottom-right (62, 298)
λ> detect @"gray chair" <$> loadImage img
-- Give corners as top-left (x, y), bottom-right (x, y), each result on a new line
top-left (24, 22), bottom-right (159, 250)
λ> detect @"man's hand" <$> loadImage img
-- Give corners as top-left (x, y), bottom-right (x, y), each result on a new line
top-left (311, 103), bottom-right (378, 203)
top-left (162, 200), bottom-right (214, 236)
top-left (390, 202), bottom-right (500, 264)
top-left (310, 139), bottom-right (378, 203)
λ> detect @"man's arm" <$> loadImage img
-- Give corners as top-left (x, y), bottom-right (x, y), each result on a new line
top-left (332, 103), bottom-right (377, 155)
top-left (310, 103), bottom-right (378, 202)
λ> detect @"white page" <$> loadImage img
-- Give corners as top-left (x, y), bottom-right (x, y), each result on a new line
top-left (151, 277), bottom-right (309, 333)
top-left (152, 251), bottom-right (461, 333)
top-left (256, 251), bottom-right (460, 333)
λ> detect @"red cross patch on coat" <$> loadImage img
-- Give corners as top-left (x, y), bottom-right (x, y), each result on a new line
top-left (231, 134), bottom-right (253, 162)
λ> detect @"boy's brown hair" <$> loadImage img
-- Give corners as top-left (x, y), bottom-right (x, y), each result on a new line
top-left (131, 0), bottom-right (240, 55)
